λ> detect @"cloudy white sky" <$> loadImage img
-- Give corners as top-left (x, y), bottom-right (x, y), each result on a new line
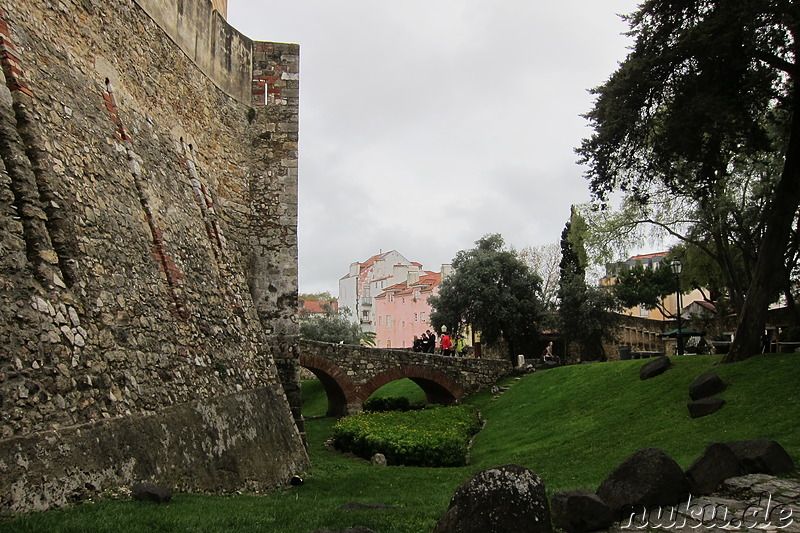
top-left (227, 1), bottom-right (641, 295)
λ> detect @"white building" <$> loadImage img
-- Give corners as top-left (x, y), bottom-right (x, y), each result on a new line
top-left (338, 251), bottom-right (421, 335)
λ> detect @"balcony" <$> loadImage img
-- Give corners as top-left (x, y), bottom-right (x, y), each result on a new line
top-left (360, 298), bottom-right (372, 306)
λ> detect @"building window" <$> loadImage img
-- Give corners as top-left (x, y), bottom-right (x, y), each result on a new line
top-left (387, 315), bottom-right (392, 327)
top-left (639, 305), bottom-right (649, 317)
top-left (420, 312), bottom-right (426, 323)
top-left (402, 321), bottom-right (406, 328)
top-left (414, 313), bottom-right (418, 322)
top-left (378, 316), bottom-right (383, 326)
top-left (388, 294), bottom-right (394, 302)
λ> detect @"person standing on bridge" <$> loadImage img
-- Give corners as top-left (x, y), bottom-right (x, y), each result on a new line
top-left (412, 335), bottom-right (423, 352)
top-left (455, 335), bottom-right (467, 357)
top-left (425, 329), bottom-right (436, 353)
top-left (440, 331), bottom-right (452, 356)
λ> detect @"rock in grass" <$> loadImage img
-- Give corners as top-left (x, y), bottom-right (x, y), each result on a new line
top-left (130, 482), bottom-right (172, 504)
top-left (687, 397), bottom-right (725, 418)
top-left (689, 372), bottom-right (726, 400)
top-left (551, 489), bottom-right (613, 533)
top-left (596, 448), bottom-right (690, 514)
top-left (685, 442), bottom-right (743, 495)
top-left (639, 355), bottom-right (671, 380)
top-left (434, 464), bottom-right (552, 533)
top-left (725, 439), bottom-right (796, 475)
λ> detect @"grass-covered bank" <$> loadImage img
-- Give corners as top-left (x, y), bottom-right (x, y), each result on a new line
top-left (2, 353), bottom-right (798, 532)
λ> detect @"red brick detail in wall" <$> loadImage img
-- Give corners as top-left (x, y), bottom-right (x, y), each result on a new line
top-left (252, 70), bottom-right (283, 104)
top-left (0, 12), bottom-right (34, 97)
top-left (146, 216), bottom-right (188, 320)
top-left (103, 92), bottom-right (133, 143)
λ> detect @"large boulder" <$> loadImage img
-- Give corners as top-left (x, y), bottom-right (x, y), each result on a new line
top-left (596, 448), bottom-right (690, 514)
top-left (725, 439), bottom-right (796, 475)
top-left (639, 356), bottom-right (671, 380)
top-left (685, 442), bottom-right (743, 495)
top-left (687, 397), bottom-right (725, 418)
top-left (130, 482), bottom-right (172, 504)
top-left (689, 372), bottom-right (726, 400)
top-left (434, 464), bottom-right (552, 533)
top-left (551, 489), bottom-right (613, 533)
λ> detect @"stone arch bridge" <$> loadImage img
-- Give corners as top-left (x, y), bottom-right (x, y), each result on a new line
top-left (297, 340), bottom-right (512, 415)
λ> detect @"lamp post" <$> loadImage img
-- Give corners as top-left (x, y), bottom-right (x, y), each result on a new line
top-left (670, 259), bottom-right (684, 355)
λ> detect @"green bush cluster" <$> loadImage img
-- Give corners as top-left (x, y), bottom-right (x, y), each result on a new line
top-left (362, 395), bottom-right (411, 412)
top-left (332, 405), bottom-right (482, 467)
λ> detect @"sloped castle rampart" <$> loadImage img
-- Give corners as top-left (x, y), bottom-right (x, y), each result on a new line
top-left (0, 0), bottom-right (307, 512)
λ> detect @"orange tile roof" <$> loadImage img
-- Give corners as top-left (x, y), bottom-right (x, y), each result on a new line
top-left (299, 299), bottom-right (337, 314)
top-left (628, 251), bottom-right (668, 261)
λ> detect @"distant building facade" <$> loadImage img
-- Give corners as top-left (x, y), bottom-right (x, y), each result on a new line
top-left (338, 251), bottom-right (421, 334)
top-left (374, 269), bottom-right (446, 349)
top-left (600, 252), bottom-right (704, 321)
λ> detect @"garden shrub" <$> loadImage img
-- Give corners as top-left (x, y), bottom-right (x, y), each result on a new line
top-left (332, 405), bottom-right (482, 467)
top-left (363, 395), bottom-right (411, 412)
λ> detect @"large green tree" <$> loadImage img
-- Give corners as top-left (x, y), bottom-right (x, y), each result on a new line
top-left (299, 308), bottom-right (366, 346)
top-left (613, 262), bottom-right (677, 319)
top-left (428, 234), bottom-right (544, 362)
top-left (577, 1), bottom-right (800, 362)
top-left (558, 209), bottom-right (620, 361)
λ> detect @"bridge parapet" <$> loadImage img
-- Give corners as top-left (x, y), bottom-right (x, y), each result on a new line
top-left (297, 340), bottom-right (512, 415)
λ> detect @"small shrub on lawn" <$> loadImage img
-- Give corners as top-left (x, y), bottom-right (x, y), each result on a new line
top-left (332, 405), bottom-right (482, 467)
top-left (363, 395), bottom-right (411, 412)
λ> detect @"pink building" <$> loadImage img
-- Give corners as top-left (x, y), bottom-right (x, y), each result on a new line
top-left (374, 270), bottom-right (443, 349)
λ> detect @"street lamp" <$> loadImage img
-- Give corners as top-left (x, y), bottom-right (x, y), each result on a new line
top-left (670, 259), bottom-right (684, 355)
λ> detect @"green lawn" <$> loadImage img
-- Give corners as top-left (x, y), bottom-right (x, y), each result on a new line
top-left (2, 353), bottom-right (798, 532)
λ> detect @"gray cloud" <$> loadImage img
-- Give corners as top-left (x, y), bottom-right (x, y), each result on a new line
top-left (228, 1), bottom-right (639, 294)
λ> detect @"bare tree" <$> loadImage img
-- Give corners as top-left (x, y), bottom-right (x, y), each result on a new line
top-left (519, 243), bottom-right (561, 310)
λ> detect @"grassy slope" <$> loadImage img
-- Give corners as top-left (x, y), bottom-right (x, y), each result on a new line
top-left (2, 353), bottom-right (797, 533)
top-left (468, 353), bottom-right (800, 492)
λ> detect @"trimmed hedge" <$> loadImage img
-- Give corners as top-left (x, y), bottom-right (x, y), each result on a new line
top-left (363, 395), bottom-right (411, 412)
top-left (332, 405), bottom-right (482, 467)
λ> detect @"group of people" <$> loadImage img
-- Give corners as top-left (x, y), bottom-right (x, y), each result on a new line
top-left (412, 330), bottom-right (437, 353)
top-left (412, 329), bottom-right (470, 357)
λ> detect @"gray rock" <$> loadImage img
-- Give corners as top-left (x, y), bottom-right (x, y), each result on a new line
top-left (685, 442), bottom-right (742, 495)
top-left (725, 439), bottom-right (796, 475)
top-left (639, 356), bottom-right (671, 380)
top-left (596, 448), bottom-right (690, 514)
top-left (687, 397), bottom-right (725, 418)
top-left (689, 372), bottom-right (726, 400)
top-left (130, 482), bottom-right (172, 504)
top-left (434, 464), bottom-right (552, 533)
top-left (370, 453), bottom-right (387, 466)
top-left (551, 489), bottom-right (613, 533)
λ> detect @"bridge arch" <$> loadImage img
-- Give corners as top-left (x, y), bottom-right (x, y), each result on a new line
top-left (359, 365), bottom-right (465, 407)
top-left (298, 353), bottom-right (357, 416)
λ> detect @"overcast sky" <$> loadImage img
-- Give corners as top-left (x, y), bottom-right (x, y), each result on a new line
top-left (227, 1), bottom-right (641, 295)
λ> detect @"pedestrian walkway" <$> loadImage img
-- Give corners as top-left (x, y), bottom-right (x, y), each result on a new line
top-left (605, 474), bottom-right (800, 532)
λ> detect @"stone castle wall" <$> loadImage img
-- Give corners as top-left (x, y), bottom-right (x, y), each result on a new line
top-left (0, 0), bottom-right (306, 512)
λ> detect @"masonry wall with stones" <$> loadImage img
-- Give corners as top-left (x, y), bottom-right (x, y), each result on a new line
top-left (0, 0), bottom-right (307, 513)
top-left (298, 340), bottom-right (513, 415)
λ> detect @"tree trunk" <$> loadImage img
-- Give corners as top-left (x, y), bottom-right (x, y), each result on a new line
top-left (723, 83), bottom-right (800, 363)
